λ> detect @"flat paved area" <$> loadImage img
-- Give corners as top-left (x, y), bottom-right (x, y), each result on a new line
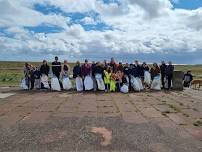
top-left (0, 88), bottom-right (202, 152)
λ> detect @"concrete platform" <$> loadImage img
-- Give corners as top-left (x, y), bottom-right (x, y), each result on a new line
top-left (0, 89), bottom-right (202, 152)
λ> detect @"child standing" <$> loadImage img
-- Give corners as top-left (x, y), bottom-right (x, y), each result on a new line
top-left (104, 66), bottom-right (112, 92)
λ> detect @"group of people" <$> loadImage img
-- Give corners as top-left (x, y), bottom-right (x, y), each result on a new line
top-left (21, 56), bottom-right (178, 93)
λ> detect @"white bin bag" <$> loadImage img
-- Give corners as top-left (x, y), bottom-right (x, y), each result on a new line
top-left (34, 79), bottom-right (41, 89)
top-left (62, 77), bottom-right (72, 90)
top-left (20, 78), bottom-right (28, 90)
top-left (95, 74), bottom-right (105, 91)
top-left (120, 84), bottom-right (129, 93)
top-left (151, 76), bottom-right (161, 91)
top-left (76, 77), bottom-right (83, 91)
top-left (131, 76), bottom-right (141, 91)
top-left (84, 75), bottom-right (94, 90)
top-left (41, 74), bottom-right (50, 89)
top-left (136, 77), bottom-right (144, 90)
top-left (51, 76), bottom-right (61, 91)
top-left (144, 71), bottom-right (151, 85)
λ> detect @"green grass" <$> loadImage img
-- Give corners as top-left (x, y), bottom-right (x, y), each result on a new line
top-left (0, 61), bottom-right (202, 87)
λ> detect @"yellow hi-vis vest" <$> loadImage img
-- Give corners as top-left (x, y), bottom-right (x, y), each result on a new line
top-left (110, 80), bottom-right (116, 92)
top-left (104, 70), bottom-right (111, 84)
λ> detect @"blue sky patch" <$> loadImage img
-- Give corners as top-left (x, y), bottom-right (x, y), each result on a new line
top-left (34, 3), bottom-right (112, 31)
top-left (25, 24), bottom-right (64, 34)
top-left (172, 0), bottom-right (202, 9)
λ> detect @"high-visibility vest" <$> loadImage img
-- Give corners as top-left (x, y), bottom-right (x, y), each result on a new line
top-left (104, 70), bottom-right (111, 84)
top-left (110, 80), bottom-right (116, 92)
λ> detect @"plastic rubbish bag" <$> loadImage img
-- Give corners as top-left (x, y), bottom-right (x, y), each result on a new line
top-left (20, 78), bottom-right (28, 90)
top-left (120, 84), bottom-right (129, 93)
top-left (41, 74), bottom-right (50, 89)
top-left (84, 75), bottom-right (94, 90)
top-left (151, 76), bottom-right (161, 90)
top-left (76, 76), bottom-right (83, 91)
top-left (51, 76), bottom-right (61, 91)
top-left (34, 79), bottom-right (41, 89)
top-left (131, 76), bottom-right (141, 91)
top-left (136, 77), bottom-right (144, 90)
top-left (62, 77), bottom-right (72, 90)
top-left (164, 77), bottom-right (173, 89)
top-left (144, 71), bottom-right (151, 85)
top-left (95, 74), bottom-right (105, 91)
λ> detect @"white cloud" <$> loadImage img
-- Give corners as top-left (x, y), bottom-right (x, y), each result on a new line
top-left (81, 17), bottom-right (96, 25)
top-left (0, 0), bottom-right (202, 63)
top-left (0, 0), bottom-right (70, 28)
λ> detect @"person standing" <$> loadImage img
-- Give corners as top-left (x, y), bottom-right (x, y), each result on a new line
top-left (140, 62), bottom-right (149, 79)
top-left (131, 60), bottom-right (141, 78)
top-left (165, 61), bottom-right (174, 90)
top-left (81, 59), bottom-right (92, 90)
top-left (73, 61), bottom-right (83, 91)
top-left (29, 65), bottom-right (36, 90)
top-left (123, 63), bottom-right (130, 76)
top-left (91, 61), bottom-right (96, 78)
top-left (24, 62), bottom-right (31, 89)
top-left (104, 66), bottom-right (112, 92)
top-left (150, 63), bottom-right (161, 80)
top-left (103, 60), bottom-right (108, 70)
top-left (81, 59), bottom-right (91, 78)
top-left (117, 62), bottom-right (124, 72)
top-left (40, 60), bottom-right (50, 76)
top-left (140, 62), bottom-right (150, 88)
top-left (94, 62), bottom-right (105, 91)
top-left (40, 60), bottom-right (50, 89)
top-left (150, 63), bottom-right (161, 90)
top-left (110, 57), bottom-right (118, 73)
top-left (183, 71), bottom-right (193, 87)
top-left (160, 61), bottom-right (167, 89)
top-left (62, 60), bottom-right (70, 78)
top-left (91, 61), bottom-right (97, 91)
top-left (52, 56), bottom-right (62, 79)
top-left (116, 70), bottom-right (124, 92)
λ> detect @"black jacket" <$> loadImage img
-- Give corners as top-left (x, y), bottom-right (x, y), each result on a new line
top-left (91, 63), bottom-right (96, 77)
top-left (94, 65), bottom-right (104, 77)
top-left (140, 66), bottom-right (149, 77)
top-left (40, 65), bottom-right (50, 76)
top-left (160, 64), bottom-right (167, 76)
top-left (52, 61), bottom-right (61, 76)
top-left (30, 69), bottom-right (41, 79)
top-left (123, 66), bottom-right (130, 76)
top-left (131, 65), bottom-right (141, 77)
top-left (73, 65), bottom-right (81, 78)
top-left (165, 65), bottom-right (174, 76)
top-left (183, 74), bottom-right (193, 82)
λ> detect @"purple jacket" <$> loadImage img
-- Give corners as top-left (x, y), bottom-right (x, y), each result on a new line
top-left (81, 64), bottom-right (91, 77)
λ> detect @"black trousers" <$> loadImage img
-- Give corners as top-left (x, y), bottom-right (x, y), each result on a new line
top-left (161, 74), bottom-right (165, 88)
top-left (30, 78), bottom-right (35, 90)
top-left (105, 84), bottom-right (110, 91)
top-left (184, 81), bottom-right (191, 87)
top-left (167, 75), bottom-right (173, 89)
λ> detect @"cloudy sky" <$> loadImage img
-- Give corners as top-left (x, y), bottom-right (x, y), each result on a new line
top-left (0, 0), bottom-right (202, 64)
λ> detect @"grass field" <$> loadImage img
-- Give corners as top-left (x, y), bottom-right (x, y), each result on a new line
top-left (0, 61), bottom-right (202, 87)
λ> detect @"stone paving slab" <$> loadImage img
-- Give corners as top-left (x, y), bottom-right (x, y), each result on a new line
top-left (140, 107), bottom-right (163, 118)
top-left (149, 143), bottom-right (173, 152)
top-left (122, 112), bottom-right (148, 124)
top-left (20, 111), bottom-right (51, 124)
top-left (166, 113), bottom-right (187, 125)
top-left (0, 90), bottom-right (202, 151)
